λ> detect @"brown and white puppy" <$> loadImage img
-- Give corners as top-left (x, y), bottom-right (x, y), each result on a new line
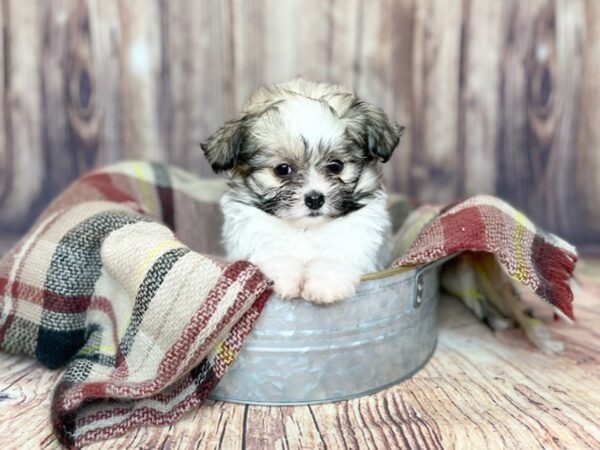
top-left (201, 78), bottom-right (403, 303)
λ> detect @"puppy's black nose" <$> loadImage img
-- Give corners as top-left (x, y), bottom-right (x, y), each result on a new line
top-left (304, 191), bottom-right (325, 210)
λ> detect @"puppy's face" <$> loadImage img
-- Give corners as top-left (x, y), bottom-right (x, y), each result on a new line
top-left (201, 79), bottom-right (403, 227)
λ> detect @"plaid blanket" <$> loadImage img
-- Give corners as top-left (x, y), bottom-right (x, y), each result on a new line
top-left (392, 198), bottom-right (577, 353)
top-left (0, 161), bottom-right (577, 447)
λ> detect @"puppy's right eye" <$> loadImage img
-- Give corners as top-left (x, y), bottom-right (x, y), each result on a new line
top-left (273, 163), bottom-right (293, 177)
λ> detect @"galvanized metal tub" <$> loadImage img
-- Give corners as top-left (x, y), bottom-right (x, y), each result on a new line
top-left (209, 262), bottom-right (440, 405)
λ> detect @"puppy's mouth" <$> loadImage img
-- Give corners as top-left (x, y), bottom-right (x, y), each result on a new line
top-left (281, 209), bottom-right (332, 229)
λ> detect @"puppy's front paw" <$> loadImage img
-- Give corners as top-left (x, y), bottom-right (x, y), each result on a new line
top-left (254, 256), bottom-right (304, 299)
top-left (301, 259), bottom-right (360, 304)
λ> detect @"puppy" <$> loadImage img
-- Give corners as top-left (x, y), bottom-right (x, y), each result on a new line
top-left (201, 78), bottom-right (403, 303)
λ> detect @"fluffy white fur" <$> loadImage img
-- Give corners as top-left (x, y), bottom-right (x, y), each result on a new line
top-left (221, 190), bottom-right (392, 303)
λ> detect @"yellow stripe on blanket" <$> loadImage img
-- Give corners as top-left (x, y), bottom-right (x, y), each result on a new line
top-left (513, 211), bottom-right (528, 283)
top-left (78, 344), bottom-right (116, 356)
top-left (132, 161), bottom-right (157, 215)
top-left (215, 341), bottom-right (236, 365)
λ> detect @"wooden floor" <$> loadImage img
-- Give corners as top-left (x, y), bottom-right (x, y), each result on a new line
top-left (0, 258), bottom-right (598, 449)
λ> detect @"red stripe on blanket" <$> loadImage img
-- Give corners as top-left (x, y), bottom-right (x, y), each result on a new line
top-left (83, 173), bottom-right (137, 205)
top-left (43, 291), bottom-right (91, 314)
top-left (0, 279), bottom-right (90, 313)
top-left (532, 235), bottom-right (577, 320)
top-left (440, 205), bottom-right (487, 254)
top-left (81, 382), bottom-right (107, 398)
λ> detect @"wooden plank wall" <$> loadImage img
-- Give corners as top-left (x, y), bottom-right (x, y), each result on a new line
top-left (0, 0), bottom-right (598, 245)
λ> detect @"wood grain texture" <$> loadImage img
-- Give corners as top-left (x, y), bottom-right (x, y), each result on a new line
top-left (0, 0), bottom-right (599, 243)
top-left (0, 0), bottom-right (44, 230)
top-left (88, 0), bottom-right (125, 165)
top-left (1, 258), bottom-right (599, 449)
top-left (576, 0), bottom-right (600, 243)
top-left (41, 0), bottom-right (99, 200)
top-left (410, 0), bottom-right (463, 203)
top-left (355, 0), bottom-right (413, 191)
top-left (496, 0), bottom-right (587, 243)
top-left (496, 0), bottom-right (548, 217)
top-left (458, 0), bottom-right (509, 196)
top-left (117, 0), bottom-right (164, 162)
top-left (162, 0), bottom-right (237, 178)
top-left (545, 0), bottom-right (585, 238)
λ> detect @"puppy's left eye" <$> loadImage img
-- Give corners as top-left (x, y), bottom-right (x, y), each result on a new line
top-left (325, 160), bottom-right (344, 174)
top-left (274, 163), bottom-right (293, 177)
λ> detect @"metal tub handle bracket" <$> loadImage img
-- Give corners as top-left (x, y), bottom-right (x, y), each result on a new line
top-left (412, 255), bottom-right (455, 309)
top-left (413, 272), bottom-right (425, 308)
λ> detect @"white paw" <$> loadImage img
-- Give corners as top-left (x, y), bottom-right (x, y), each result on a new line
top-left (301, 260), bottom-right (360, 304)
top-left (254, 256), bottom-right (304, 299)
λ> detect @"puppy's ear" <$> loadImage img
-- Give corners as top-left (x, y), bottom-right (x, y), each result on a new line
top-left (344, 99), bottom-right (404, 163)
top-left (200, 117), bottom-right (249, 173)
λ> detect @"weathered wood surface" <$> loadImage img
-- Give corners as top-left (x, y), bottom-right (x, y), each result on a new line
top-left (0, 0), bottom-right (598, 245)
top-left (577, 0), bottom-right (600, 244)
top-left (1, 258), bottom-right (598, 449)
